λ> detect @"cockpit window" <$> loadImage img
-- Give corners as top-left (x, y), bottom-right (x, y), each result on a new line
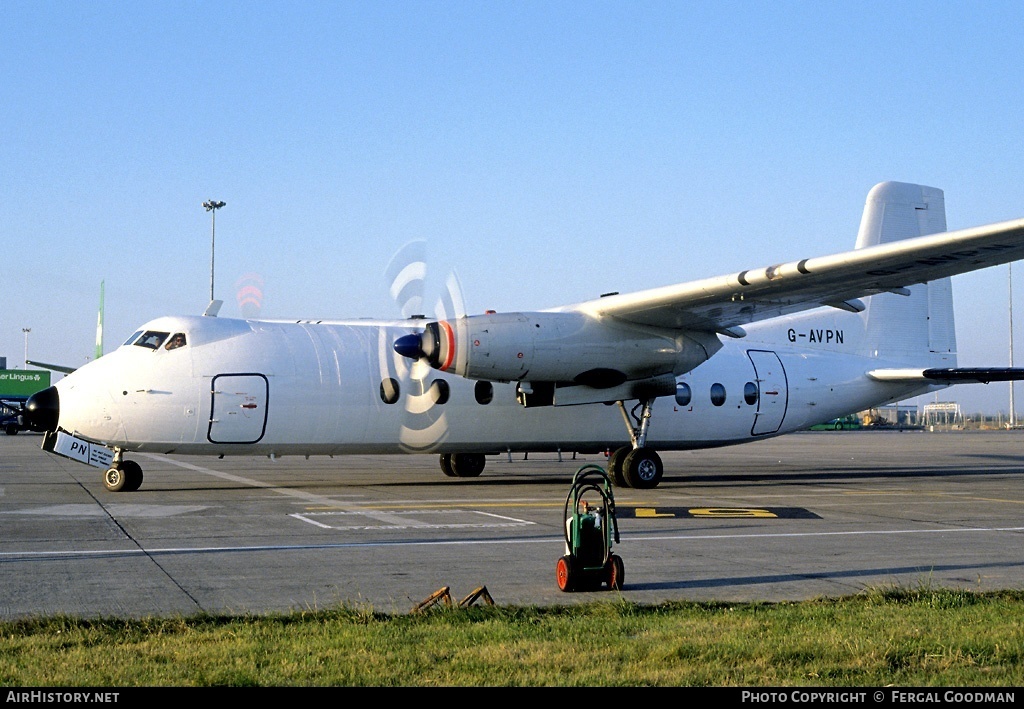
top-left (164, 332), bottom-right (187, 350)
top-left (134, 331), bottom-right (169, 349)
top-left (123, 331), bottom-right (143, 346)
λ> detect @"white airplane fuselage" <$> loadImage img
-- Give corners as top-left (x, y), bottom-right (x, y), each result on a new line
top-left (51, 311), bottom-right (937, 458)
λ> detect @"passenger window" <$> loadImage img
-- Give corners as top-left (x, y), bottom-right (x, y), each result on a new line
top-left (474, 381), bottom-right (493, 405)
top-left (675, 382), bottom-right (692, 406)
top-left (710, 383), bottom-right (726, 406)
top-left (134, 331), bottom-right (169, 349)
top-left (744, 382), bottom-right (758, 405)
top-left (165, 333), bottom-right (187, 350)
top-left (429, 379), bottom-right (450, 405)
top-left (380, 378), bottom-right (400, 405)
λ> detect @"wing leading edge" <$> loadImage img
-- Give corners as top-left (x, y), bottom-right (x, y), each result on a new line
top-left (26, 360), bottom-right (77, 375)
top-left (569, 216), bottom-right (1024, 334)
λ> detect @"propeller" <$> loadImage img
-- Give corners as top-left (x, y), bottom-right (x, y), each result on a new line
top-left (379, 240), bottom-right (466, 452)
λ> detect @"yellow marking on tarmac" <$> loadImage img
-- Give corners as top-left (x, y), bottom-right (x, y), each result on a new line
top-left (635, 508), bottom-right (673, 518)
top-left (689, 508), bottom-right (778, 518)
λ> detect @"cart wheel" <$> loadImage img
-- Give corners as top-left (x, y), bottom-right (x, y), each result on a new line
top-left (607, 554), bottom-right (625, 590)
top-left (556, 555), bottom-right (576, 592)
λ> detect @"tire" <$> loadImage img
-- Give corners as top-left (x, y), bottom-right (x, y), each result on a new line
top-left (607, 553), bottom-right (625, 591)
top-left (622, 447), bottom-right (664, 489)
top-left (121, 460), bottom-right (144, 492)
top-left (556, 555), bottom-right (576, 592)
top-left (608, 446), bottom-right (631, 488)
top-left (439, 453), bottom-right (457, 477)
top-left (103, 466), bottom-right (127, 492)
top-left (5, 424), bottom-right (18, 435)
top-left (450, 453), bottom-right (486, 478)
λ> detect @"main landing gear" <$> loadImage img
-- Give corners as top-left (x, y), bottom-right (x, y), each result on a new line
top-left (104, 449), bottom-right (143, 492)
top-left (439, 452), bottom-right (486, 478)
top-left (607, 397), bottom-right (664, 490)
top-left (432, 396), bottom-right (666, 489)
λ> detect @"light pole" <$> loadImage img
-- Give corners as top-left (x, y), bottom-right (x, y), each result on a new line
top-left (22, 328), bottom-right (30, 369)
top-left (203, 200), bottom-right (226, 302)
top-left (1011, 263), bottom-right (1017, 428)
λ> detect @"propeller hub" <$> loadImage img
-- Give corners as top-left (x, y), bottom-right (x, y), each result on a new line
top-left (394, 333), bottom-right (424, 360)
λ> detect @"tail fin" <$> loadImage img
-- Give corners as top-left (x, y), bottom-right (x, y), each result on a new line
top-left (855, 182), bottom-right (957, 367)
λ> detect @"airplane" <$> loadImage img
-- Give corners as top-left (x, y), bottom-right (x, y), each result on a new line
top-left (22, 181), bottom-right (1024, 493)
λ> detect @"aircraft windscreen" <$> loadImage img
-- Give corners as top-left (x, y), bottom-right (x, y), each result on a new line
top-left (133, 331), bottom-right (169, 349)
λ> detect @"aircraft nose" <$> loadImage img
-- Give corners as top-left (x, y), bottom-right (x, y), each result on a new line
top-left (24, 386), bottom-right (59, 433)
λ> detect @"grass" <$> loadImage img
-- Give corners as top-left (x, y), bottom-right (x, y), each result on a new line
top-left (1, 586), bottom-right (1023, 686)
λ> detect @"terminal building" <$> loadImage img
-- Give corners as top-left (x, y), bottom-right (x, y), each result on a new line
top-left (1, 357), bottom-right (52, 435)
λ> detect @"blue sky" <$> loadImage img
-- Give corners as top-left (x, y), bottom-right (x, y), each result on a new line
top-left (3, 1), bottom-right (1024, 415)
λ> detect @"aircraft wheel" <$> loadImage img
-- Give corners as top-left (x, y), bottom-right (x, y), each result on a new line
top-left (439, 453), bottom-right (457, 477)
top-left (556, 555), bottom-right (576, 592)
top-left (623, 447), bottom-right (663, 489)
top-left (608, 446), bottom-right (631, 487)
top-left (607, 553), bottom-right (625, 590)
top-left (103, 466), bottom-right (127, 492)
top-left (450, 453), bottom-right (485, 478)
top-left (121, 460), bottom-right (144, 492)
top-left (104, 461), bottom-right (144, 492)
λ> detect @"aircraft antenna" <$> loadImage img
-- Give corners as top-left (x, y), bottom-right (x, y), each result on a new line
top-left (203, 200), bottom-right (226, 303)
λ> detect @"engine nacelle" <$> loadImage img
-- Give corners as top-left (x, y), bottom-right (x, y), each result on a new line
top-left (394, 311), bottom-right (721, 386)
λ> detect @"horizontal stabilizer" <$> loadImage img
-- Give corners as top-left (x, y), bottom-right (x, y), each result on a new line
top-left (868, 367), bottom-right (1024, 384)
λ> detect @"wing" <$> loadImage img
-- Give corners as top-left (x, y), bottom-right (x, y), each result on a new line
top-left (570, 217), bottom-right (1024, 336)
top-left (26, 360), bottom-right (77, 375)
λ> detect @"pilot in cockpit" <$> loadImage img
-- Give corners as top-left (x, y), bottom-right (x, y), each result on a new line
top-left (165, 333), bottom-right (186, 350)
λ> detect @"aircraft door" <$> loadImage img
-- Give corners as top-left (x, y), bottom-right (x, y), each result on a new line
top-left (747, 350), bottom-right (788, 435)
top-left (208, 373), bottom-right (269, 444)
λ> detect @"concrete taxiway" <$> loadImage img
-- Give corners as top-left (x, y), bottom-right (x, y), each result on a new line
top-left (2, 429), bottom-right (1024, 619)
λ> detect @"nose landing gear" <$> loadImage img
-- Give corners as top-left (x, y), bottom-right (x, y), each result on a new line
top-left (104, 452), bottom-right (143, 492)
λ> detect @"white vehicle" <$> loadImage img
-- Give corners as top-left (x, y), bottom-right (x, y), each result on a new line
top-left (24, 182), bottom-right (1024, 492)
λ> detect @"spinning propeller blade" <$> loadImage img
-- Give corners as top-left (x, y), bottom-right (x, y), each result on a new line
top-left (379, 241), bottom-right (466, 452)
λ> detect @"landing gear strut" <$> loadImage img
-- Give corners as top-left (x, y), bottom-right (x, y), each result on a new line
top-left (103, 449), bottom-right (144, 492)
top-left (607, 397), bottom-right (664, 489)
